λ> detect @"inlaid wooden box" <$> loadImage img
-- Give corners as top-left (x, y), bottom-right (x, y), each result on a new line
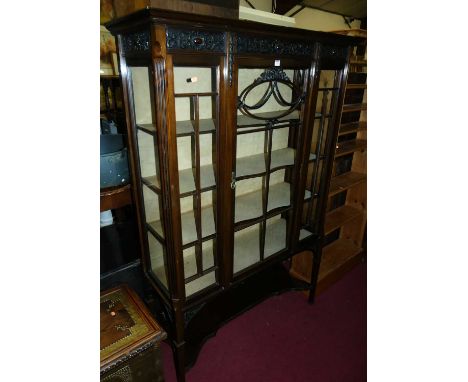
top-left (100, 285), bottom-right (167, 382)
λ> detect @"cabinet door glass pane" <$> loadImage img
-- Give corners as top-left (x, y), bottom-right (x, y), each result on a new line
top-left (300, 69), bottom-right (342, 240)
top-left (173, 66), bottom-right (218, 297)
top-left (129, 66), bottom-right (169, 290)
top-left (234, 67), bottom-right (307, 275)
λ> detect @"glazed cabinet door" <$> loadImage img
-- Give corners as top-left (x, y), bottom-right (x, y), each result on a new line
top-left (297, 45), bottom-right (350, 242)
top-left (230, 57), bottom-right (314, 279)
top-left (168, 54), bottom-right (223, 299)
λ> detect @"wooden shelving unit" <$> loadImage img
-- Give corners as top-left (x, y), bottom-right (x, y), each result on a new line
top-left (320, 29), bottom-right (367, 290)
top-left (290, 29), bottom-right (367, 295)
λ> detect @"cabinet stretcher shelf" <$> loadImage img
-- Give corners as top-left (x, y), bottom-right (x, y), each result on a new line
top-left (325, 205), bottom-right (362, 235)
top-left (329, 172), bottom-right (366, 197)
top-left (335, 139), bottom-right (367, 157)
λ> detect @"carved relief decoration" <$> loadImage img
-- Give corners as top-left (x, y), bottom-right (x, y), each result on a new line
top-left (122, 31), bottom-right (150, 55)
top-left (237, 34), bottom-right (314, 56)
top-left (166, 28), bottom-right (225, 53)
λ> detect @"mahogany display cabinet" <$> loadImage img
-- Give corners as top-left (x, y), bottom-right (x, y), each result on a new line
top-left (107, 9), bottom-right (363, 382)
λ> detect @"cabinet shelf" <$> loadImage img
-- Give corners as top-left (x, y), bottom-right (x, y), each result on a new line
top-left (319, 238), bottom-right (362, 282)
top-left (137, 119), bottom-right (216, 137)
top-left (237, 110), bottom-right (300, 128)
top-left (175, 119), bottom-right (216, 136)
top-left (179, 164), bottom-right (216, 196)
top-left (234, 183), bottom-right (312, 226)
top-left (342, 103), bottom-right (367, 113)
top-left (236, 147), bottom-right (295, 179)
top-left (335, 139), bottom-right (366, 158)
top-left (324, 205), bottom-right (362, 235)
top-left (338, 121), bottom-right (366, 136)
top-left (329, 171), bottom-right (366, 197)
top-left (148, 205), bottom-right (215, 246)
top-left (141, 175), bottom-right (161, 193)
top-left (233, 218), bottom-right (288, 273)
top-left (143, 164), bottom-right (216, 197)
top-left (235, 182), bottom-right (289, 223)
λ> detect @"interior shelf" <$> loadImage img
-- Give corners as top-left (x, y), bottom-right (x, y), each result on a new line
top-left (137, 123), bottom-right (157, 135)
top-left (335, 139), bottom-right (366, 158)
top-left (338, 121), bottom-right (366, 136)
top-left (319, 238), bottom-right (362, 282)
top-left (236, 153), bottom-right (266, 179)
top-left (324, 205), bottom-right (362, 235)
top-left (236, 148), bottom-right (296, 179)
top-left (329, 171), bottom-right (366, 197)
top-left (235, 182), bottom-right (298, 223)
top-left (179, 164), bottom-right (216, 195)
top-left (148, 205), bottom-right (215, 246)
top-left (141, 175), bottom-right (161, 193)
top-left (137, 119), bottom-right (216, 137)
top-left (342, 103), bottom-right (367, 113)
top-left (176, 119), bottom-right (216, 136)
top-left (233, 218), bottom-right (288, 273)
top-left (237, 110), bottom-right (300, 128)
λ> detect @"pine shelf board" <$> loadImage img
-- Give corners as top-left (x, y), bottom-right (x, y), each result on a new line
top-left (335, 139), bottom-right (367, 157)
top-left (324, 205), bottom-right (362, 235)
top-left (329, 172), bottom-right (366, 197)
top-left (342, 103), bottom-right (367, 113)
top-left (338, 121), bottom-right (366, 136)
top-left (346, 83), bottom-right (367, 90)
top-left (319, 238), bottom-right (362, 282)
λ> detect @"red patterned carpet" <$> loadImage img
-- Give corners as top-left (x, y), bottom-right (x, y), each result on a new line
top-left (161, 262), bottom-right (366, 381)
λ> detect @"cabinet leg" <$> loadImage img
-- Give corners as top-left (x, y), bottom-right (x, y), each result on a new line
top-left (308, 244), bottom-right (323, 304)
top-left (172, 341), bottom-right (186, 382)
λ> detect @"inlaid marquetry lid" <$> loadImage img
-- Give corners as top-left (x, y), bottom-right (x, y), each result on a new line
top-left (100, 285), bottom-right (166, 372)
